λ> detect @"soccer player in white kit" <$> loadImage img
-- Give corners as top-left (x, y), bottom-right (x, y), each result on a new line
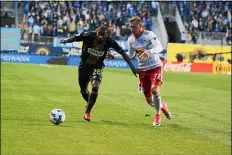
top-left (108, 16), bottom-right (171, 126)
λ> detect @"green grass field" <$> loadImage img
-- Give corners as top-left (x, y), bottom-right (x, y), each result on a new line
top-left (1, 63), bottom-right (231, 155)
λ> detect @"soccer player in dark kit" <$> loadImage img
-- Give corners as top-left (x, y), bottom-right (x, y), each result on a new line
top-left (60, 25), bottom-right (138, 122)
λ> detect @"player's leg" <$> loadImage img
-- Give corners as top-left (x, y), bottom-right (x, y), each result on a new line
top-left (85, 68), bottom-right (103, 121)
top-left (78, 66), bottom-right (90, 103)
top-left (150, 67), bottom-right (171, 126)
top-left (149, 67), bottom-right (162, 126)
top-left (152, 85), bottom-right (161, 114)
top-left (139, 72), bottom-right (154, 107)
top-left (86, 79), bottom-right (100, 113)
top-left (140, 70), bottom-right (161, 127)
top-left (150, 67), bottom-right (171, 120)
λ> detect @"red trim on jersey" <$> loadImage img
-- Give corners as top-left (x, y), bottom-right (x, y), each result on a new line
top-left (143, 30), bottom-right (149, 35)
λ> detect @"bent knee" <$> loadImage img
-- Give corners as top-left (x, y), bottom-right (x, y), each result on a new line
top-left (151, 86), bottom-right (160, 96)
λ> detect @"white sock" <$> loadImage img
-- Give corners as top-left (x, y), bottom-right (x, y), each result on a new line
top-left (153, 94), bottom-right (161, 114)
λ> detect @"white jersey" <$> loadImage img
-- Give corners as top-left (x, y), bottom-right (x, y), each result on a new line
top-left (114, 30), bottom-right (163, 71)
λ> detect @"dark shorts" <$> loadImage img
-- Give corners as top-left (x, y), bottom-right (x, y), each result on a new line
top-left (78, 65), bottom-right (104, 90)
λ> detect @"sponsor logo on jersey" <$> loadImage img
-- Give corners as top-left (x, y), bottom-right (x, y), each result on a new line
top-left (87, 48), bottom-right (105, 57)
top-left (87, 39), bottom-right (106, 57)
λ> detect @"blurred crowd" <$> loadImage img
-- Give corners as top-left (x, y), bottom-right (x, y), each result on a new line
top-left (176, 1), bottom-right (231, 33)
top-left (20, 1), bottom-right (155, 41)
top-left (175, 1), bottom-right (231, 44)
top-left (1, 1), bottom-right (231, 44)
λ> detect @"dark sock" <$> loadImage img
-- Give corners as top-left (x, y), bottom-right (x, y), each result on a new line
top-left (81, 90), bottom-right (90, 103)
top-left (86, 91), bottom-right (98, 113)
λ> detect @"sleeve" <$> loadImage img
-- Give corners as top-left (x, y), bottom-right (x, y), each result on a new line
top-left (109, 38), bottom-right (124, 55)
top-left (74, 31), bottom-right (90, 42)
top-left (149, 32), bottom-right (163, 54)
top-left (113, 37), bottom-right (135, 59)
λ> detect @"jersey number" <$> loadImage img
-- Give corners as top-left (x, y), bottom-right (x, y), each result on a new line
top-left (153, 73), bottom-right (161, 80)
top-left (93, 69), bottom-right (102, 75)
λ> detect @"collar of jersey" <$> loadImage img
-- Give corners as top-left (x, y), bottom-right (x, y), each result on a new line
top-left (134, 29), bottom-right (144, 38)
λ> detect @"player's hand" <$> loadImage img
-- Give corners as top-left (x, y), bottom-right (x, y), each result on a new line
top-left (59, 39), bottom-right (66, 44)
top-left (132, 68), bottom-right (142, 77)
top-left (106, 52), bottom-right (114, 59)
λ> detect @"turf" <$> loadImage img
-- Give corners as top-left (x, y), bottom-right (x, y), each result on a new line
top-left (1, 63), bottom-right (231, 155)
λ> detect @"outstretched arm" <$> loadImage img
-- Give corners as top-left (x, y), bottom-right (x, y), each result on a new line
top-left (109, 38), bottom-right (138, 77)
top-left (60, 36), bottom-right (76, 44)
top-left (119, 49), bottom-right (138, 77)
top-left (110, 39), bottom-right (135, 59)
top-left (114, 49), bottom-right (139, 77)
top-left (60, 32), bottom-right (88, 44)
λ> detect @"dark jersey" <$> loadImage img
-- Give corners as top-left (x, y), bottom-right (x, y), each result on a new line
top-left (74, 31), bottom-right (124, 68)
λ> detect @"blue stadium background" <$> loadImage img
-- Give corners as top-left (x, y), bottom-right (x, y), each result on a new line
top-left (1, 1), bottom-right (231, 66)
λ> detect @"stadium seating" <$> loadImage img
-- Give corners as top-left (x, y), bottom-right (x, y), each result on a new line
top-left (1, 1), bottom-right (231, 45)
top-left (19, 1), bottom-right (154, 39)
top-left (176, 1), bottom-right (231, 33)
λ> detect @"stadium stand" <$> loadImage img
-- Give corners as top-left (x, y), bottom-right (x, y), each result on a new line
top-left (19, 1), bottom-right (154, 39)
top-left (1, 1), bottom-right (231, 46)
top-left (175, 1), bottom-right (231, 45)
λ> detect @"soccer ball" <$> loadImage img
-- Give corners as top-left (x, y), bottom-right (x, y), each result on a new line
top-left (49, 109), bottom-right (65, 125)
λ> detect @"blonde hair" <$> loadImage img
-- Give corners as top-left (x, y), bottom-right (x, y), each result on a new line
top-left (129, 16), bottom-right (143, 27)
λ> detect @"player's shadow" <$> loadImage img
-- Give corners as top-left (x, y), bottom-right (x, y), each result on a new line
top-left (73, 119), bottom-right (151, 128)
top-left (99, 120), bottom-right (151, 129)
top-left (100, 120), bottom-right (131, 127)
top-left (2, 117), bottom-right (74, 128)
top-left (23, 123), bottom-right (74, 128)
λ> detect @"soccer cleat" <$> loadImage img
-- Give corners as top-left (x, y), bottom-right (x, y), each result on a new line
top-left (153, 113), bottom-right (161, 127)
top-left (161, 103), bottom-right (171, 120)
top-left (84, 112), bottom-right (91, 122)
